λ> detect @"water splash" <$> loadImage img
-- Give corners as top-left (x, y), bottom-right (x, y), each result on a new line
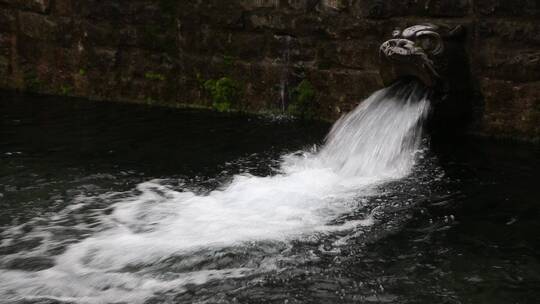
top-left (0, 81), bottom-right (431, 303)
top-left (319, 80), bottom-right (430, 177)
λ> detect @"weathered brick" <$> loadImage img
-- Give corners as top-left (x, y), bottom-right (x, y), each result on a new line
top-left (53, 0), bottom-right (73, 16)
top-left (476, 48), bottom-right (540, 83)
top-left (18, 11), bottom-right (58, 40)
top-left (0, 0), bottom-right (51, 13)
top-left (476, 20), bottom-right (540, 48)
top-left (474, 20), bottom-right (540, 83)
top-left (352, 0), bottom-right (471, 19)
top-left (333, 39), bottom-right (380, 70)
top-left (0, 8), bottom-right (17, 32)
top-left (475, 0), bottom-right (540, 17)
top-left (480, 78), bottom-right (540, 140)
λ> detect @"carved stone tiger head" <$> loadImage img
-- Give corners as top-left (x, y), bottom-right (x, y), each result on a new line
top-left (379, 24), bottom-right (466, 91)
top-left (379, 23), bottom-right (476, 134)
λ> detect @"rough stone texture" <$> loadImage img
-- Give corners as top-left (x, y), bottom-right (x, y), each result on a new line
top-left (0, 0), bottom-right (51, 14)
top-left (480, 79), bottom-right (540, 140)
top-left (0, 0), bottom-right (538, 141)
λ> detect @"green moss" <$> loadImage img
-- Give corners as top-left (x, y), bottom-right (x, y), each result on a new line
top-left (222, 55), bottom-right (235, 69)
top-left (197, 55), bottom-right (243, 112)
top-left (203, 77), bottom-right (240, 112)
top-left (60, 85), bottom-right (73, 96)
top-left (78, 68), bottom-right (86, 76)
top-left (145, 72), bottom-right (166, 81)
top-left (24, 71), bottom-right (42, 92)
top-left (145, 97), bottom-right (157, 105)
top-left (195, 72), bottom-right (205, 88)
top-left (288, 80), bottom-right (318, 120)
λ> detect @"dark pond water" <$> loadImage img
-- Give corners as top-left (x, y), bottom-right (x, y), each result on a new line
top-left (0, 91), bottom-right (539, 304)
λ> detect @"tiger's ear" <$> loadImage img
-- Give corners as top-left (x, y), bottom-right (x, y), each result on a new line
top-left (448, 25), bottom-right (466, 39)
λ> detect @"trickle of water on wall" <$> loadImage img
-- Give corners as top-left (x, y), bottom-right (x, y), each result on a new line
top-left (278, 35), bottom-right (293, 112)
top-left (0, 81), bottom-right (431, 303)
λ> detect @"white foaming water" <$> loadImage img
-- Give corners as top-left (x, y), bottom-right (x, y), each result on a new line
top-left (0, 81), bottom-right (430, 303)
top-left (319, 81), bottom-right (430, 177)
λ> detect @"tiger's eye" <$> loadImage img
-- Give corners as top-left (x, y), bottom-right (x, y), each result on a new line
top-left (417, 36), bottom-right (434, 51)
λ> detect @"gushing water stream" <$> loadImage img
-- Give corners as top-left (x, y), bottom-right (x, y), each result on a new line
top-left (0, 81), bottom-right (430, 303)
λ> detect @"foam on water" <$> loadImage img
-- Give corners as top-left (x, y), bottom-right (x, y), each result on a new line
top-left (0, 81), bottom-right (430, 303)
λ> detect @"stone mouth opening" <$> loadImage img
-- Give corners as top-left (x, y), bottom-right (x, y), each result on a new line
top-left (378, 24), bottom-right (450, 89)
top-left (379, 40), bottom-right (440, 88)
top-left (378, 23), bottom-right (477, 136)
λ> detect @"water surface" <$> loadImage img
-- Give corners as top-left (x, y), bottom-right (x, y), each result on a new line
top-left (1, 91), bottom-right (539, 303)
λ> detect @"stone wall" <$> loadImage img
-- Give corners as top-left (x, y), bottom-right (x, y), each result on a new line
top-left (0, 0), bottom-right (538, 141)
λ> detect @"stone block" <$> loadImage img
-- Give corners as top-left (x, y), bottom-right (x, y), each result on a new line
top-left (318, 0), bottom-right (348, 12)
top-left (87, 47), bottom-right (118, 71)
top-left (232, 60), bottom-right (284, 111)
top-left (135, 23), bottom-right (177, 54)
top-left (224, 32), bottom-right (267, 60)
top-left (475, 0), bottom-right (539, 17)
top-left (241, 0), bottom-right (280, 10)
top-left (52, 0), bottom-right (73, 16)
top-left (248, 12), bottom-right (291, 31)
top-left (0, 0), bottom-right (51, 14)
top-left (0, 32), bottom-right (14, 86)
top-left (129, 2), bottom-right (163, 24)
top-left (476, 20), bottom-right (540, 48)
top-left (14, 42), bottom-right (79, 94)
top-left (0, 51), bottom-right (9, 84)
top-left (287, 0), bottom-right (309, 11)
top-left (267, 35), bottom-right (317, 63)
top-left (476, 48), bottom-right (540, 83)
top-left (182, 29), bottom-right (228, 57)
top-left (474, 20), bottom-right (540, 83)
top-left (0, 32), bottom-right (12, 52)
top-left (291, 15), bottom-right (326, 36)
top-left (0, 8), bottom-right (17, 32)
top-left (333, 39), bottom-right (380, 70)
top-left (352, 0), bottom-right (471, 19)
top-left (306, 68), bottom-right (381, 118)
top-left (75, 0), bottom-right (124, 20)
top-left (183, 29), bottom-right (265, 61)
top-left (78, 20), bottom-right (121, 47)
top-left (18, 11), bottom-right (59, 40)
top-left (480, 78), bottom-right (540, 141)
top-left (327, 19), bottom-right (392, 40)
top-left (200, 1), bottom-right (245, 29)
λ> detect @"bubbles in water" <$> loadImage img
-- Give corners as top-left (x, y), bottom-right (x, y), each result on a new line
top-left (0, 81), bottom-right (431, 303)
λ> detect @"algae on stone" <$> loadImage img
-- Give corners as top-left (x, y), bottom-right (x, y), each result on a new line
top-left (289, 80), bottom-right (318, 120)
top-left (203, 77), bottom-right (240, 112)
